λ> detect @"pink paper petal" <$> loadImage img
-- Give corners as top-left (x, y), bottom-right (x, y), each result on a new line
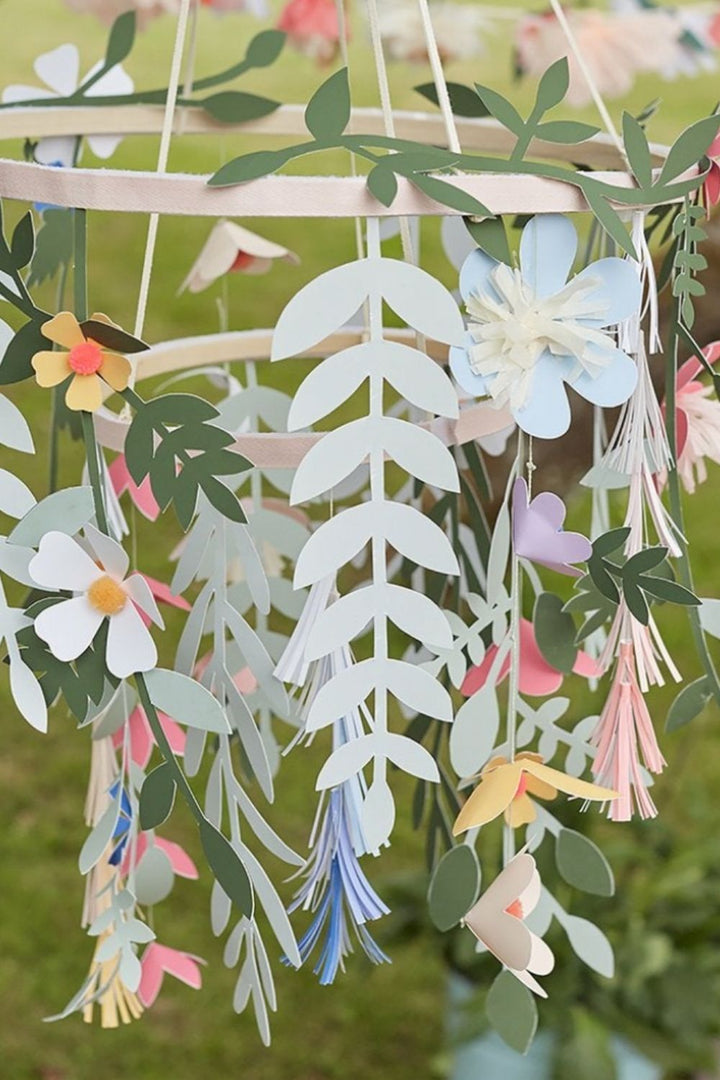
top-left (143, 575), bottom-right (191, 612)
top-left (155, 837), bottom-right (198, 879)
top-left (109, 455), bottom-right (161, 521)
top-left (517, 619), bottom-right (564, 697)
top-left (139, 944), bottom-right (205, 1008)
top-left (572, 649), bottom-right (602, 680)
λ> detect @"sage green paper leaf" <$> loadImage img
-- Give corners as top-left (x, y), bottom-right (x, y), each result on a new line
top-left (428, 845), bottom-right (481, 931)
top-left (415, 81), bottom-right (490, 118)
top-left (658, 114), bottom-right (720, 185)
top-left (474, 84), bottom-right (524, 135)
top-left (28, 209), bottom-right (73, 288)
top-left (9, 485), bottom-right (95, 545)
top-left (143, 669), bottom-right (232, 734)
top-left (367, 165), bottom-right (398, 207)
top-left (410, 174), bottom-right (489, 216)
top-left (534, 592), bottom-right (577, 674)
top-left (534, 58), bottom-right (570, 113)
top-left (208, 149), bottom-right (292, 187)
top-left (244, 29), bottom-right (286, 68)
top-left (0, 319), bottom-right (47, 385)
top-left (666, 676), bottom-right (713, 732)
top-left (583, 187), bottom-right (636, 258)
top-left (486, 971), bottom-right (538, 1054)
top-left (81, 319), bottom-right (148, 354)
top-left (464, 216), bottom-right (511, 263)
top-left (11, 211), bottom-right (34, 269)
top-left (200, 91), bottom-right (279, 125)
top-left (556, 828), bottom-right (615, 897)
top-left (305, 68), bottom-right (351, 140)
top-left (622, 111), bottom-right (653, 188)
top-left (535, 120), bottom-right (600, 144)
top-left (139, 762), bottom-right (177, 830)
top-left (104, 10), bottom-right (136, 68)
top-left (199, 819), bottom-right (254, 918)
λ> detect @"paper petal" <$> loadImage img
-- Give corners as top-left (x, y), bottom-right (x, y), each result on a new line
top-left (453, 762), bottom-right (522, 833)
top-left (519, 215), bottom-right (577, 298)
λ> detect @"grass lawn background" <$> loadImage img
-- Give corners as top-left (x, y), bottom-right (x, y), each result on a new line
top-left (1, 1), bottom-right (720, 1077)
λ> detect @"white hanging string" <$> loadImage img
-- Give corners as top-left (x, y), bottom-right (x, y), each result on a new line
top-left (335, 0), bottom-right (366, 263)
top-left (415, 0), bottom-right (462, 155)
top-left (132, 0), bottom-right (193, 347)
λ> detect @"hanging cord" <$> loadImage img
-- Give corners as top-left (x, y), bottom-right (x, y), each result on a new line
top-left (335, 0), bottom-right (366, 263)
top-left (547, 0), bottom-right (627, 165)
top-left (132, 0), bottom-right (193, 348)
top-left (365, 0), bottom-right (417, 266)
top-left (415, 0), bottom-right (462, 155)
top-left (177, 0), bottom-right (200, 137)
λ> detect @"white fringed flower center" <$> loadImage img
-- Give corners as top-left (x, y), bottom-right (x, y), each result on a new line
top-left (466, 263), bottom-right (614, 409)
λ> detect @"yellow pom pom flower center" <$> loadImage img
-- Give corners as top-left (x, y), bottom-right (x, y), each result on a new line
top-left (87, 575), bottom-right (127, 615)
top-left (68, 340), bottom-right (103, 376)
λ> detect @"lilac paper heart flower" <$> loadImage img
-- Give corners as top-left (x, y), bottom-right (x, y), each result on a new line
top-left (512, 477), bottom-right (591, 576)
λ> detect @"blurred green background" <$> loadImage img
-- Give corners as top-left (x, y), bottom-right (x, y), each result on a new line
top-left (2, 1), bottom-right (720, 1078)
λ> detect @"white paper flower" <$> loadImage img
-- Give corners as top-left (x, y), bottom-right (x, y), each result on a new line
top-left (29, 527), bottom-right (162, 679)
top-left (2, 44), bottom-right (134, 165)
top-left (179, 220), bottom-right (299, 294)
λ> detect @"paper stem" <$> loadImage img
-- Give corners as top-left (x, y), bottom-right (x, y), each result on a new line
top-left (73, 208), bottom-right (88, 322)
top-left (503, 434), bottom-right (524, 866)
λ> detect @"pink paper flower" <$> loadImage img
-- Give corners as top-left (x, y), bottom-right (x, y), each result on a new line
top-left (591, 641), bottom-right (666, 821)
top-left (109, 454), bottom-right (161, 521)
top-left (277, 0), bottom-right (346, 64)
top-left (138, 943), bottom-right (204, 1008)
top-left (113, 704), bottom-right (186, 769)
top-left (461, 618), bottom-right (600, 699)
top-left (661, 342), bottom-right (720, 494)
top-left (121, 832), bottom-right (198, 880)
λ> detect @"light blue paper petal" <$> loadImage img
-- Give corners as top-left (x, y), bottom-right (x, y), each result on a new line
top-left (519, 214), bottom-right (577, 298)
top-left (570, 345), bottom-right (638, 407)
top-left (459, 247), bottom-right (499, 304)
top-left (449, 337), bottom-right (491, 397)
top-left (574, 257), bottom-right (642, 327)
top-left (514, 352), bottom-right (571, 439)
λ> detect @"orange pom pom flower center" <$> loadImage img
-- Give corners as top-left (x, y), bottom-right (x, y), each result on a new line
top-left (68, 340), bottom-right (103, 376)
top-left (88, 575), bottom-right (127, 616)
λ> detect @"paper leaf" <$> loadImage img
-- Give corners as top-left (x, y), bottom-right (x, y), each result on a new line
top-left (556, 828), bottom-right (614, 897)
top-left (272, 261), bottom-right (370, 360)
top-left (305, 659), bottom-right (375, 731)
top-left (134, 846), bottom-right (174, 907)
top-left (534, 57), bottom-right (569, 113)
top-left (305, 588), bottom-right (374, 660)
top-left (449, 682), bottom-right (499, 778)
top-left (410, 174), bottom-right (489, 217)
top-left (383, 585), bottom-right (453, 650)
top-left (139, 762), bottom-right (177, 830)
top-left (290, 420), bottom-right (370, 503)
top-left (0, 319), bottom-right (47, 385)
top-left (534, 120), bottom-right (599, 144)
top-left (143, 669), bottom-right (232, 734)
top-left (622, 112), bottom-right (653, 188)
top-left (659, 114), bottom-right (720, 186)
top-left (304, 68), bottom-right (350, 140)
top-left (78, 796), bottom-right (120, 875)
top-left (383, 503), bottom-right (459, 575)
top-left (316, 733), bottom-right (376, 789)
top-left (666, 676), bottom-right (713, 732)
top-left (241, 845), bottom-right (300, 967)
top-left (379, 417), bottom-right (459, 491)
top-left (379, 342), bottom-right (460, 419)
top-left (209, 149), bottom-right (292, 187)
top-left (465, 217), bottom-right (511, 264)
top-left (81, 319), bottom-right (148, 354)
top-left (486, 970), bottom-right (538, 1055)
top-left (294, 504), bottom-right (374, 588)
top-left (473, 85), bottom-right (524, 136)
top-left (428, 845), bottom-right (481, 931)
top-left (385, 660), bottom-right (453, 722)
top-left (10, 212), bottom-right (34, 269)
top-left (0, 393), bottom-right (33, 453)
top-left (28, 209), bottom-right (73, 289)
top-left (415, 81), bottom-right (489, 118)
top-left (376, 260), bottom-right (466, 346)
top-left (562, 915), bottom-right (614, 978)
top-left (367, 164), bottom-right (399, 206)
top-left (379, 732), bottom-right (439, 781)
top-left (0, 469), bottom-right (34, 519)
top-left (199, 820), bottom-right (254, 918)
top-left (287, 346), bottom-right (369, 430)
top-left (360, 774), bottom-right (395, 852)
top-left (200, 91), bottom-right (279, 125)
top-left (533, 593), bottom-right (577, 674)
top-left (8, 486), bottom-right (94, 546)
top-left (104, 10), bottom-right (136, 67)
top-left (244, 29), bottom-right (286, 68)
top-left (9, 657), bottom-right (47, 733)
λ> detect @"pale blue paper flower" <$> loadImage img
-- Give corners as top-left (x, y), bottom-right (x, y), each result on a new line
top-left (449, 215), bottom-right (642, 439)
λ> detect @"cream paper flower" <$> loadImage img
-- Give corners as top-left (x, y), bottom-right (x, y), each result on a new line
top-left (29, 527), bottom-right (162, 679)
top-left (2, 44), bottom-right (133, 164)
top-left (179, 221), bottom-right (299, 294)
top-left (462, 852), bottom-right (554, 997)
top-left (377, 0), bottom-right (487, 63)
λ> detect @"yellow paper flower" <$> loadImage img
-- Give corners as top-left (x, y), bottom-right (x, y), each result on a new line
top-left (453, 753), bottom-right (618, 835)
top-left (31, 311), bottom-right (131, 412)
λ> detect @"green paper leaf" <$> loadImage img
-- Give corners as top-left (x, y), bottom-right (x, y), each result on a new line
top-left (80, 319), bottom-right (148, 354)
top-left (556, 828), bottom-right (615, 897)
top-left (666, 676), bottom-right (714, 732)
top-left (244, 29), bottom-right (286, 68)
top-left (208, 149), bottom-right (291, 187)
top-left (486, 970), bottom-right (538, 1054)
top-left (624, 546), bottom-right (667, 575)
top-left (464, 216), bottom-right (511, 264)
top-left (414, 81), bottom-right (490, 118)
top-left (534, 592), bottom-right (578, 673)
top-left (139, 763), bottom-right (177, 830)
top-left (410, 174), bottom-right (490, 216)
top-left (9, 486), bottom-right (95, 546)
top-left (28, 209), bottom-right (73, 288)
top-left (534, 58), bottom-right (570, 114)
top-left (583, 186), bottom-right (637, 258)
top-left (622, 111), bottom-right (653, 188)
top-left (142, 668), bottom-right (232, 734)
top-left (623, 578), bottom-right (649, 624)
top-left (0, 319), bottom-right (47, 385)
top-left (104, 11), bottom-right (136, 69)
top-left (474, 84), bottom-right (524, 135)
top-left (659, 114), bottom-right (720, 185)
top-left (367, 165), bottom-right (398, 207)
top-left (427, 845), bottom-right (481, 931)
top-left (199, 819), bottom-right (254, 918)
top-left (638, 574), bottom-right (699, 607)
top-left (11, 212), bottom-right (34, 269)
top-left (200, 91), bottom-right (280, 125)
top-left (535, 120), bottom-right (600, 145)
top-left (305, 68), bottom-right (351, 141)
